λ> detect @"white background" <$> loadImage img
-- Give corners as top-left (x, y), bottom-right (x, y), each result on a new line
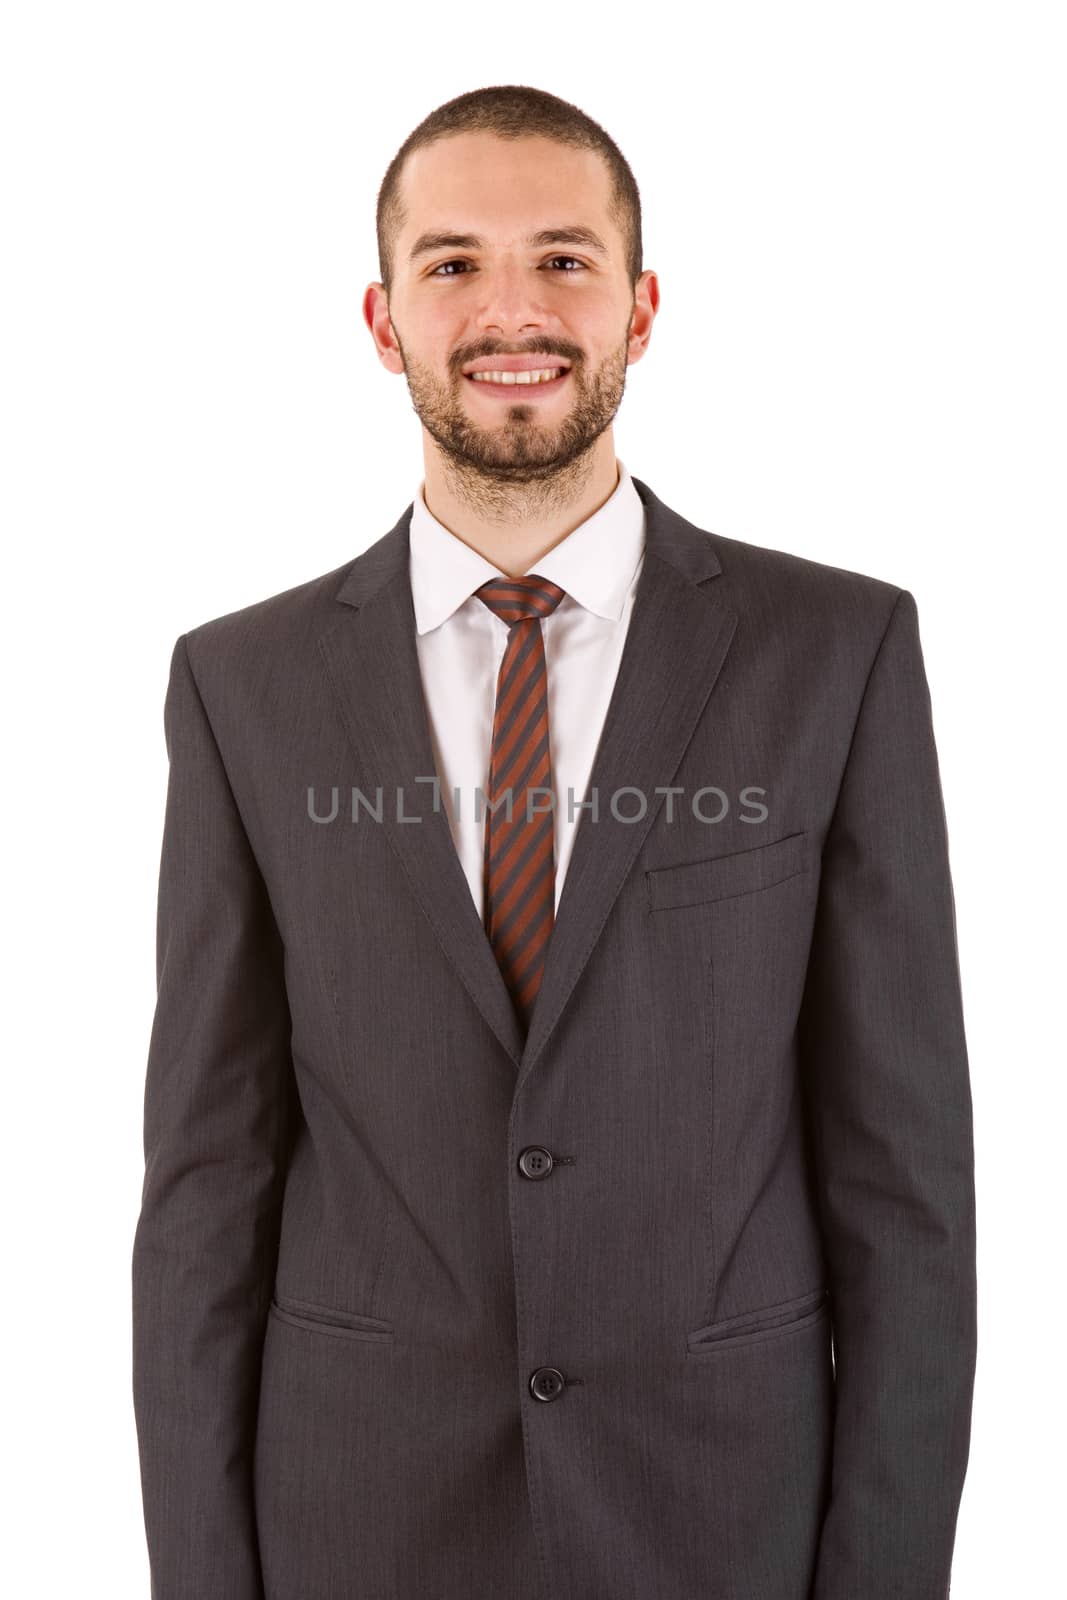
top-left (2, 2), bottom-right (1063, 1594)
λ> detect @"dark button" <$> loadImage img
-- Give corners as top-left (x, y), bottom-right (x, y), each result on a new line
top-left (529, 1367), bottom-right (566, 1402)
top-left (518, 1146), bottom-right (554, 1179)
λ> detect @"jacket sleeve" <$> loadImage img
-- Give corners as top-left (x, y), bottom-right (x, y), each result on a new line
top-left (131, 632), bottom-right (296, 1599)
top-left (797, 589), bottom-right (978, 1600)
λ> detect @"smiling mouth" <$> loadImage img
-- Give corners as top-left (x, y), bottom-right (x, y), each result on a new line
top-left (464, 367), bottom-right (570, 395)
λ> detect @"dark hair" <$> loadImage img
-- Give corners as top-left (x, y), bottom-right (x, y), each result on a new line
top-left (375, 85), bottom-right (642, 297)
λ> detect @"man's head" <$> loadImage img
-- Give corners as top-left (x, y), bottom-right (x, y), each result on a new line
top-left (364, 85), bottom-right (658, 499)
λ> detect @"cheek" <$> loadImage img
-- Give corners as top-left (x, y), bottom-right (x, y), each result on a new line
top-left (394, 300), bottom-right (458, 363)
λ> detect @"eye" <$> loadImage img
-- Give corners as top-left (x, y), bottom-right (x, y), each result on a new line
top-left (428, 255), bottom-right (588, 278)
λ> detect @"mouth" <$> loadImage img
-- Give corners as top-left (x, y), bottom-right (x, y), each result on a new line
top-left (462, 364), bottom-right (571, 398)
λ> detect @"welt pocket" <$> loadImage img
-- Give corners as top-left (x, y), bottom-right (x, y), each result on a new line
top-left (647, 830), bottom-right (810, 912)
top-left (269, 1292), bottom-right (396, 1344)
top-left (686, 1287), bottom-right (829, 1357)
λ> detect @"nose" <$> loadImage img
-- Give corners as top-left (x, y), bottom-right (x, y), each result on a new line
top-left (476, 259), bottom-right (546, 339)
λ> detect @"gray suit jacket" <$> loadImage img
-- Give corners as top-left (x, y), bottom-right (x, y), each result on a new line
top-left (131, 477), bottom-right (977, 1600)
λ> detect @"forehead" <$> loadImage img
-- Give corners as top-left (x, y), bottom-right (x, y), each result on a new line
top-left (396, 132), bottom-right (613, 240)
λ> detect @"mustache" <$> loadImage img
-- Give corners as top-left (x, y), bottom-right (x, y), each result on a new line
top-left (454, 343), bottom-right (581, 369)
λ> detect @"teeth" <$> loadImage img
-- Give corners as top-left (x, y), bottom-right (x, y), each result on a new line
top-left (469, 368), bottom-right (566, 385)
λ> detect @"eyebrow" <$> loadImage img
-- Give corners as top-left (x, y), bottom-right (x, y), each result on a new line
top-left (407, 226), bottom-right (609, 265)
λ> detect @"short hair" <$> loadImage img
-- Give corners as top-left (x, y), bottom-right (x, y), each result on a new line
top-left (376, 85), bottom-right (643, 298)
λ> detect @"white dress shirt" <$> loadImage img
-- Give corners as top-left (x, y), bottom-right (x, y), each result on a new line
top-left (409, 457), bottom-right (647, 923)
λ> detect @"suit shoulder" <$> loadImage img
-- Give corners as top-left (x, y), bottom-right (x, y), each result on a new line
top-left (703, 526), bottom-right (907, 638)
top-left (706, 525), bottom-right (905, 604)
top-left (165, 552), bottom-right (372, 698)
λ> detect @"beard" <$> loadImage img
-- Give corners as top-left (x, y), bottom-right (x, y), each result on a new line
top-left (393, 328), bottom-right (631, 494)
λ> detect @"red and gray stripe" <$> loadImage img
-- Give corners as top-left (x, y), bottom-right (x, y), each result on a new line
top-left (475, 576), bottom-right (567, 1030)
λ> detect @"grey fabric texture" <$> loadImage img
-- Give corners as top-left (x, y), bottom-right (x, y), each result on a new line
top-left (131, 477), bottom-right (977, 1599)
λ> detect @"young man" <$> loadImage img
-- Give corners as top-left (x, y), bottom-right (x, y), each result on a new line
top-left (132, 84), bottom-right (977, 1600)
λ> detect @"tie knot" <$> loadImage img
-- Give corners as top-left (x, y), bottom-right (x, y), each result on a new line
top-left (475, 574), bottom-right (566, 626)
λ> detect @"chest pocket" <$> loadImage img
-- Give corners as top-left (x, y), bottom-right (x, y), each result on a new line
top-left (646, 829), bottom-right (811, 912)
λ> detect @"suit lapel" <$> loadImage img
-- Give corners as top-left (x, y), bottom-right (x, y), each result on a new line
top-left (318, 528), bottom-right (528, 1067)
top-left (317, 476), bottom-right (737, 1079)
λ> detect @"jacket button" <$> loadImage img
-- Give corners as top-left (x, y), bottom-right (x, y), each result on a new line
top-left (529, 1367), bottom-right (566, 1402)
top-left (518, 1146), bottom-right (554, 1179)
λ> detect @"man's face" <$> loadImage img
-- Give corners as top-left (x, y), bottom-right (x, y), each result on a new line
top-left (377, 133), bottom-right (647, 484)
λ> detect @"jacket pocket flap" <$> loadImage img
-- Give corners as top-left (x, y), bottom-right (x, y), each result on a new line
top-left (686, 1287), bottom-right (829, 1354)
top-left (647, 829), bottom-right (810, 912)
top-left (270, 1292), bottom-right (396, 1342)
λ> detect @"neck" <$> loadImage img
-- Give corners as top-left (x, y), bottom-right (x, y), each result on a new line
top-left (419, 434), bottom-right (620, 577)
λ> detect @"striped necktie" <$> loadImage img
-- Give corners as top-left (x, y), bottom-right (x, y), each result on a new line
top-left (475, 574), bottom-right (567, 1032)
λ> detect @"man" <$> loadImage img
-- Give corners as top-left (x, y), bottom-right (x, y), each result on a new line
top-left (132, 83), bottom-right (977, 1600)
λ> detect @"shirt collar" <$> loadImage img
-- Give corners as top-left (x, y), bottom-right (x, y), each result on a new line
top-left (409, 457), bottom-right (646, 636)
